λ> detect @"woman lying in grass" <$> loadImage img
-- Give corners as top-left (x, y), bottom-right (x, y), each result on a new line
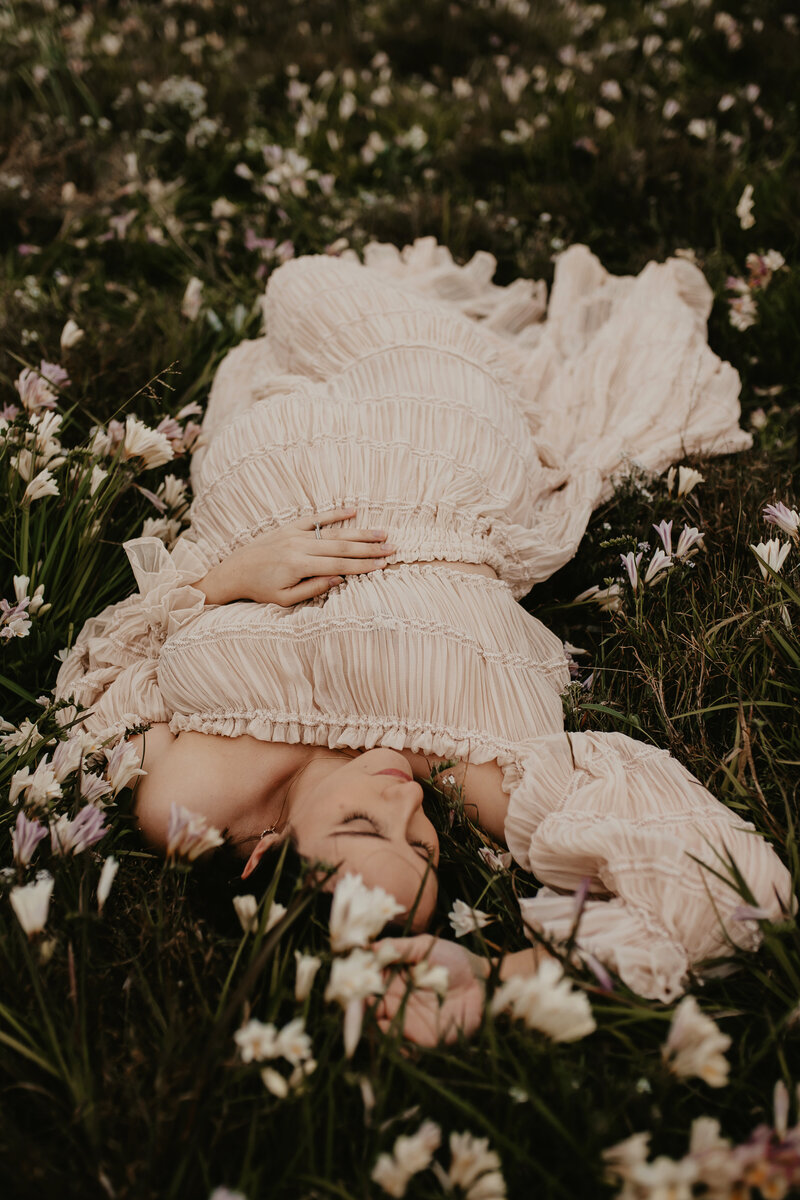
top-left (55, 238), bottom-right (795, 1025)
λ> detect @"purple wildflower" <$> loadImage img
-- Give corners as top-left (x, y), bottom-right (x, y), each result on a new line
top-left (11, 811), bottom-right (48, 867)
top-left (652, 519), bottom-right (673, 555)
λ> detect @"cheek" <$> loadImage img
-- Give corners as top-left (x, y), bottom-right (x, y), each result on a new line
top-left (319, 840), bottom-right (437, 923)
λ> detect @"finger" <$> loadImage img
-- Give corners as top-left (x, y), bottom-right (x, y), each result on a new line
top-left (306, 539), bottom-right (394, 559)
top-left (313, 530), bottom-right (391, 545)
top-left (302, 556), bottom-right (392, 575)
top-left (293, 508), bottom-right (357, 531)
top-left (279, 576), bottom-right (343, 605)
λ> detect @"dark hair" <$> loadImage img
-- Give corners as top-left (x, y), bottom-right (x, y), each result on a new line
top-left (187, 831), bottom-right (335, 935)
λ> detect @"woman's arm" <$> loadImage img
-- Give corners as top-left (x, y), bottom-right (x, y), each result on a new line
top-left (191, 508), bottom-right (394, 607)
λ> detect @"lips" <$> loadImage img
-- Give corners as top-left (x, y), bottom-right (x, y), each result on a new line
top-left (375, 768), bottom-right (413, 781)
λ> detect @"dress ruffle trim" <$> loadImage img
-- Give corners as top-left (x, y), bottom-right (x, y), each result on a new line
top-left (53, 537), bottom-right (208, 734)
top-left (168, 709), bottom-right (518, 767)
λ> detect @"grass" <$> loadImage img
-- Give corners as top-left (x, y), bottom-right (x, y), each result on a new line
top-left (1, 0), bottom-right (799, 1197)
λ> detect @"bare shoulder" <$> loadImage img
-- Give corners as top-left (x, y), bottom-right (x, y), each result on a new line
top-left (128, 728), bottom-right (283, 853)
top-left (128, 726), bottom-right (233, 850)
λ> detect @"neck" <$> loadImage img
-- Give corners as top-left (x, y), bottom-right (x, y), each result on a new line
top-left (260, 744), bottom-right (361, 836)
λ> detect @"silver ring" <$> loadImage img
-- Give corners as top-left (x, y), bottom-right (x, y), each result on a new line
top-left (315, 523), bottom-right (322, 540)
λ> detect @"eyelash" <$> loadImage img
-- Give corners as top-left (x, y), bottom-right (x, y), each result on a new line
top-left (343, 810), bottom-right (436, 861)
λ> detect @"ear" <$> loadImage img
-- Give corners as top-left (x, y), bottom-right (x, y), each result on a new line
top-left (241, 831), bottom-right (284, 879)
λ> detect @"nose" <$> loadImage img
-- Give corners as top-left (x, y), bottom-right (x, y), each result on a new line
top-left (397, 780), bottom-right (426, 830)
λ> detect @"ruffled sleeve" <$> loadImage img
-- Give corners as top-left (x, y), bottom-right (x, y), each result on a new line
top-left (503, 730), bottom-right (796, 1003)
top-left (53, 536), bottom-right (209, 737)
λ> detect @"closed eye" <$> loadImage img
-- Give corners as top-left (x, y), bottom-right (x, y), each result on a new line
top-left (339, 812), bottom-right (436, 865)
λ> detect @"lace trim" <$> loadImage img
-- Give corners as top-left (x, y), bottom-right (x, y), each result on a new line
top-left (192, 432), bottom-right (513, 510)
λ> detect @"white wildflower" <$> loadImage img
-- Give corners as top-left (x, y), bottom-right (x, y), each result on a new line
top-left (445, 1131), bottom-right (506, 1200)
top-left (750, 537), bottom-right (792, 580)
top-left (122, 415), bottom-right (174, 470)
top-left (23, 468), bottom-right (59, 503)
top-left (643, 548), bottom-right (673, 585)
top-left (294, 950), bottom-right (322, 1001)
top-left (50, 735), bottom-right (84, 782)
top-left (599, 79), bottom-right (622, 102)
top-left (211, 197), bottom-right (237, 219)
top-left (448, 898), bottom-right (493, 938)
top-left (371, 1120), bottom-right (442, 1197)
top-left (265, 901), bottom-right (287, 933)
top-left (619, 551), bottom-right (642, 591)
top-left (339, 91), bottom-right (357, 121)
top-left (233, 894), bottom-right (259, 934)
top-left (573, 582), bottom-right (623, 613)
top-left (261, 1066), bottom-right (289, 1098)
top-left (165, 803), bottom-right (225, 864)
top-left (181, 276), bottom-right (204, 320)
top-left (274, 1016), bottom-right (312, 1066)
top-left (140, 515), bottom-right (182, 546)
top-left (667, 465), bottom-right (705, 498)
top-left (687, 117), bottom-right (710, 139)
top-left (763, 249), bottom-right (785, 272)
top-left (325, 948), bottom-right (385, 1006)
top-left (490, 958), bottom-right (596, 1042)
top-left (675, 525), bottom-right (705, 559)
top-left (594, 106), bottom-right (615, 129)
top-left (15, 367), bottom-right (58, 412)
top-left (1, 718), bottom-right (41, 753)
top-left (97, 856), bottom-right (119, 912)
top-left (60, 319), bottom-right (85, 349)
top-left (477, 846), bottom-right (513, 872)
top-left (328, 872), bottom-right (404, 952)
top-left (736, 183), bottom-right (755, 229)
top-left (234, 1018), bottom-right (278, 1063)
top-left (763, 501), bottom-right (800, 541)
top-left (157, 473), bottom-right (189, 513)
top-left (9, 874), bottom-right (54, 937)
top-left (50, 804), bottom-right (107, 855)
top-left (729, 291), bottom-right (758, 331)
top-left (661, 995), bottom-right (731, 1087)
top-left (410, 960), bottom-right (450, 997)
top-left (601, 1130), bottom-right (652, 1178)
top-left (325, 947), bottom-right (386, 1058)
top-left (89, 464), bottom-right (107, 495)
top-left (105, 740), bottom-right (147, 794)
top-left (9, 755), bottom-right (62, 809)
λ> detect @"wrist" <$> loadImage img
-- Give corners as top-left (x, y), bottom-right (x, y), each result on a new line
top-left (195, 559), bottom-right (238, 605)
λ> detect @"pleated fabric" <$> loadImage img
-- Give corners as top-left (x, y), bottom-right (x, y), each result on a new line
top-left (502, 731), bottom-right (796, 1002)
top-left (52, 236), bottom-right (791, 1003)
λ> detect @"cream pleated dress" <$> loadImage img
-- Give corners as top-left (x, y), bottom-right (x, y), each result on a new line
top-left (55, 238), bottom-right (794, 1003)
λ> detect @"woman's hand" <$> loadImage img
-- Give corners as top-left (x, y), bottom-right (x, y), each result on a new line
top-left (372, 935), bottom-right (489, 1047)
top-left (195, 508), bottom-right (395, 607)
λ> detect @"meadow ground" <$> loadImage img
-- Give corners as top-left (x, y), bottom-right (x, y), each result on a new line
top-left (1, 1), bottom-right (799, 1197)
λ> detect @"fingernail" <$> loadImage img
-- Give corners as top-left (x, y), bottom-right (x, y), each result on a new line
top-left (370, 530), bottom-right (387, 538)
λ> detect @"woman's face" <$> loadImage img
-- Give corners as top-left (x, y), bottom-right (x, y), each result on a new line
top-left (287, 748), bottom-right (440, 930)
